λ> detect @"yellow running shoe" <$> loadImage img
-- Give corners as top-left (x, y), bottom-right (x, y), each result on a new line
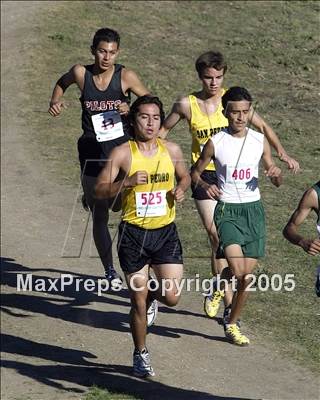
top-left (203, 290), bottom-right (224, 318)
top-left (225, 324), bottom-right (250, 346)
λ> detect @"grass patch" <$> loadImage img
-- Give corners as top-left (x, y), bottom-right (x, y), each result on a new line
top-left (84, 386), bottom-right (141, 400)
top-left (17, 0), bottom-right (319, 379)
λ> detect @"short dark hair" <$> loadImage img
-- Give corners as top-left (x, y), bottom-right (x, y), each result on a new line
top-left (92, 28), bottom-right (120, 49)
top-left (195, 51), bottom-right (227, 78)
top-left (222, 87), bottom-right (253, 111)
top-left (129, 95), bottom-right (165, 126)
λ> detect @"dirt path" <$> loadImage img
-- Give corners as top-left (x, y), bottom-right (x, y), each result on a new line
top-left (1, 2), bottom-right (319, 400)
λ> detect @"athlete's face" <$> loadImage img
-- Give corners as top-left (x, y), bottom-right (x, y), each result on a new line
top-left (134, 103), bottom-right (161, 141)
top-left (92, 41), bottom-right (119, 70)
top-left (225, 100), bottom-right (251, 134)
top-left (200, 67), bottom-right (224, 96)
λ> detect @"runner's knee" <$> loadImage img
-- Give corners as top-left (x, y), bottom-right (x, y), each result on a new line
top-left (130, 293), bottom-right (148, 315)
top-left (162, 291), bottom-right (180, 307)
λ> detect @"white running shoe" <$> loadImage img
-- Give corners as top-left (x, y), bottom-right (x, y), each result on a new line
top-left (133, 348), bottom-right (155, 378)
top-left (147, 299), bottom-right (158, 327)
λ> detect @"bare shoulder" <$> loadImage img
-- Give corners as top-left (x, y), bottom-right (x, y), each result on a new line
top-left (70, 64), bottom-right (86, 86)
top-left (169, 94), bottom-right (190, 119)
top-left (121, 67), bottom-right (149, 96)
top-left (122, 67), bottom-right (136, 77)
top-left (176, 94), bottom-right (190, 103)
top-left (176, 94), bottom-right (190, 111)
top-left (111, 141), bottom-right (131, 158)
top-left (121, 67), bottom-right (140, 83)
top-left (301, 186), bottom-right (318, 210)
top-left (290, 186), bottom-right (318, 217)
top-left (103, 141), bottom-right (131, 173)
top-left (72, 64), bottom-right (85, 76)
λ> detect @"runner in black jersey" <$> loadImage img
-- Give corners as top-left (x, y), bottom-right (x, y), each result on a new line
top-left (48, 28), bottom-right (149, 283)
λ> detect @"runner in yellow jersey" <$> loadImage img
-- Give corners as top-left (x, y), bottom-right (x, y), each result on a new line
top-left (160, 50), bottom-right (299, 321)
top-left (95, 95), bottom-right (190, 378)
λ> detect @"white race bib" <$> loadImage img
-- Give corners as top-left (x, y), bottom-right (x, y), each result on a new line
top-left (135, 190), bottom-right (167, 217)
top-left (226, 164), bottom-right (258, 188)
top-left (91, 110), bottom-right (124, 142)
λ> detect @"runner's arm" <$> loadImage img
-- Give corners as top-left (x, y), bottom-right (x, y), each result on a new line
top-left (95, 145), bottom-right (147, 199)
top-left (283, 188), bottom-right (320, 256)
top-left (190, 140), bottom-right (222, 200)
top-left (166, 142), bottom-right (191, 202)
top-left (123, 68), bottom-right (150, 97)
top-left (118, 68), bottom-right (150, 115)
top-left (262, 137), bottom-right (283, 187)
top-left (95, 148), bottom-right (123, 199)
top-left (159, 96), bottom-right (189, 139)
top-left (250, 110), bottom-right (300, 173)
top-left (48, 64), bottom-right (84, 117)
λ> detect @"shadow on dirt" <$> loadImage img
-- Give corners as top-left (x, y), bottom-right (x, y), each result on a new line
top-left (1, 257), bottom-right (227, 340)
top-left (1, 257), bottom-right (257, 399)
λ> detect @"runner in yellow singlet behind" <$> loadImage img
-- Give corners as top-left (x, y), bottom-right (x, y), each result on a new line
top-left (160, 51), bottom-right (299, 322)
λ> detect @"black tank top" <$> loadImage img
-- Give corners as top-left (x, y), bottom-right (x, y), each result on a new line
top-left (78, 64), bottom-right (132, 177)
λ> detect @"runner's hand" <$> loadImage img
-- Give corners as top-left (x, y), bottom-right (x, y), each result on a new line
top-left (48, 101), bottom-right (66, 117)
top-left (206, 184), bottom-right (222, 200)
top-left (300, 238), bottom-right (320, 256)
top-left (264, 165), bottom-right (281, 178)
top-left (171, 187), bottom-right (185, 203)
top-left (279, 153), bottom-right (300, 174)
top-left (126, 171), bottom-right (148, 186)
top-left (117, 102), bottom-right (130, 115)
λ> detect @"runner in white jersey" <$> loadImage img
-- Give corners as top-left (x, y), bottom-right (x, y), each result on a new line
top-left (283, 181), bottom-right (320, 296)
top-left (159, 51), bottom-right (299, 321)
top-left (212, 127), bottom-right (264, 203)
top-left (191, 87), bottom-right (283, 346)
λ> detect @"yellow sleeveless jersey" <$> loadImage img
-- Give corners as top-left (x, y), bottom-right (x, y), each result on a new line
top-left (122, 139), bottom-right (175, 229)
top-left (189, 89), bottom-right (229, 171)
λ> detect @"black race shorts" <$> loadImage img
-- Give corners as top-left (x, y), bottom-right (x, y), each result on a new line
top-left (191, 169), bottom-right (218, 200)
top-left (117, 221), bottom-right (183, 274)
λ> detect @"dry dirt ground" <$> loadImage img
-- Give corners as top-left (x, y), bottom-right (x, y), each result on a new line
top-left (1, 2), bottom-right (319, 400)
